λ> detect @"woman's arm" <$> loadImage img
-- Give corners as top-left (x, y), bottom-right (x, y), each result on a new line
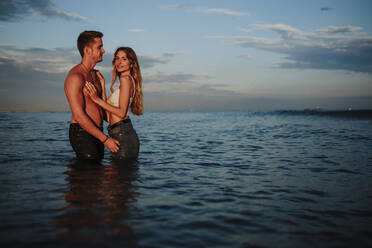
top-left (94, 70), bottom-right (108, 122)
top-left (95, 70), bottom-right (107, 101)
top-left (84, 75), bottom-right (132, 119)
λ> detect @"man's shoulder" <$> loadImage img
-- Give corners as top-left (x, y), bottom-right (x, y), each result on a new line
top-left (68, 64), bottom-right (83, 75)
top-left (66, 65), bottom-right (84, 84)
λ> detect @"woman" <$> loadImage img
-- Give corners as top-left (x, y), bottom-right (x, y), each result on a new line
top-left (84, 47), bottom-right (143, 160)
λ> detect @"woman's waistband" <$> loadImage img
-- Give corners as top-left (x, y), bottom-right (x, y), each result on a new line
top-left (107, 118), bottom-right (131, 131)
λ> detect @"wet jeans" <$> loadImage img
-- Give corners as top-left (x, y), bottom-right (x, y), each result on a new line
top-left (69, 123), bottom-right (104, 160)
top-left (108, 119), bottom-right (139, 160)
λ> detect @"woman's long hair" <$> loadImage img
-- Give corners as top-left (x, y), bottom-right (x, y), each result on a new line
top-left (110, 47), bottom-right (143, 115)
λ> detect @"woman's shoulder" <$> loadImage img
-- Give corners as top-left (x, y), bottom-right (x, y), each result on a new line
top-left (119, 74), bottom-right (133, 81)
top-left (119, 74), bottom-right (134, 85)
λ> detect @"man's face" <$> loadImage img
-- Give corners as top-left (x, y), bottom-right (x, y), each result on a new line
top-left (87, 37), bottom-right (105, 63)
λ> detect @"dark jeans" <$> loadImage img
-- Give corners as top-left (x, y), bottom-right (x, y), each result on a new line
top-left (108, 119), bottom-right (139, 160)
top-left (69, 123), bottom-right (104, 160)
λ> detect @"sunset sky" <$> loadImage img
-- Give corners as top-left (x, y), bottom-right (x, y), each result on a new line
top-left (1, 0), bottom-right (371, 111)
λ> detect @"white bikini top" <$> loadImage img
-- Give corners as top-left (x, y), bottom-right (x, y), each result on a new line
top-left (107, 75), bottom-right (136, 116)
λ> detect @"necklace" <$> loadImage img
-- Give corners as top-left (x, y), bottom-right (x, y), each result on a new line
top-left (80, 63), bottom-right (91, 73)
top-left (80, 63), bottom-right (93, 83)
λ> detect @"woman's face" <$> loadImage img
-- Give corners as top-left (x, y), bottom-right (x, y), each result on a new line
top-left (114, 50), bottom-right (131, 73)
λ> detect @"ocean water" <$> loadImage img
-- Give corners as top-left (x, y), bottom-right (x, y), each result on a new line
top-left (0, 110), bottom-right (372, 247)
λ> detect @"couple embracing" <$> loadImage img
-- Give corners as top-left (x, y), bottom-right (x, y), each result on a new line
top-left (64, 30), bottom-right (143, 161)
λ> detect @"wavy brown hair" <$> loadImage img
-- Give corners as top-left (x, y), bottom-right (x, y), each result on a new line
top-left (110, 47), bottom-right (143, 115)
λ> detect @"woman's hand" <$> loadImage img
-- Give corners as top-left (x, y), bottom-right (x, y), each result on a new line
top-left (83, 82), bottom-right (100, 103)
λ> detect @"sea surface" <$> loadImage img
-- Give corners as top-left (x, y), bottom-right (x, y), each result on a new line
top-left (0, 110), bottom-right (372, 247)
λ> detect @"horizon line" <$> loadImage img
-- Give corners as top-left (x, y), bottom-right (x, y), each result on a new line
top-left (1, 108), bottom-right (372, 113)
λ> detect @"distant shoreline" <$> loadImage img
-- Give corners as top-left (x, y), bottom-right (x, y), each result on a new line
top-left (1, 109), bottom-right (372, 113)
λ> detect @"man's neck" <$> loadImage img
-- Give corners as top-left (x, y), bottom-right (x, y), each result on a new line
top-left (81, 58), bottom-right (95, 72)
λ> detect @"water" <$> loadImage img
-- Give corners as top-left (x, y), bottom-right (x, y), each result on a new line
top-left (0, 110), bottom-right (372, 247)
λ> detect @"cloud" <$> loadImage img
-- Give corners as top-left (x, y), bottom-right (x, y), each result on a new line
top-left (0, 0), bottom-right (29, 21)
top-left (94, 52), bottom-right (176, 72)
top-left (162, 51), bottom-right (183, 57)
top-left (143, 71), bottom-right (211, 84)
top-left (252, 24), bottom-right (308, 40)
top-left (195, 83), bottom-right (239, 96)
top-left (0, 0), bottom-right (88, 22)
top-left (0, 45), bottom-right (178, 81)
top-left (0, 45), bottom-right (183, 111)
top-left (204, 8), bottom-right (248, 16)
top-left (317, 26), bottom-right (363, 34)
top-left (0, 45), bottom-right (79, 74)
top-left (142, 71), bottom-right (239, 99)
top-left (209, 24), bottom-right (372, 73)
top-left (162, 3), bottom-right (193, 11)
top-left (163, 4), bottom-right (247, 17)
top-left (0, 45), bottom-right (71, 111)
top-left (138, 53), bottom-right (174, 69)
top-left (236, 27), bottom-right (253, 33)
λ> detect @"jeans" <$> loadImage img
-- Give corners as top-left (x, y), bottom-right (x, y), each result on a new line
top-left (69, 123), bottom-right (104, 160)
top-left (108, 119), bottom-right (139, 160)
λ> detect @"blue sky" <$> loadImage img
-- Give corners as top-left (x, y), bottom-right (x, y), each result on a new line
top-left (1, 0), bottom-right (371, 111)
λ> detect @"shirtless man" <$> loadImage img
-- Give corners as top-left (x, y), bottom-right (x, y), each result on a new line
top-left (64, 30), bottom-right (119, 160)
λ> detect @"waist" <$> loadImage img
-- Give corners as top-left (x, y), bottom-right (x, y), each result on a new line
top-left (70, 122), bottom-right (103, 131)
top-left (107, 118), bottom-right (131, 131)
top-left (70, 107), bottom-right (103, 127)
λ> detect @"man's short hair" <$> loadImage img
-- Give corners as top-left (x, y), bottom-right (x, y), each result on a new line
top-left (77, 30), bottom-right (103, 57)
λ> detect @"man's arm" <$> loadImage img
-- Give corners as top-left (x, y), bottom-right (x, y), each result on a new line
top-left (64, 73), bottom-right (119, 152)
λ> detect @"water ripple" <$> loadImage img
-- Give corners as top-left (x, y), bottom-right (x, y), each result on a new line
top-left (1, 111), bottom-right (372, 247)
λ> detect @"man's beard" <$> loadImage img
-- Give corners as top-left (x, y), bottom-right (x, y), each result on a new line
top-left (95, 54), bottom-right (103, 63)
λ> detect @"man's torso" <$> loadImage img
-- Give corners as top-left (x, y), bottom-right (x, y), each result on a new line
top-left (68, 65), bottom-right (104, 127)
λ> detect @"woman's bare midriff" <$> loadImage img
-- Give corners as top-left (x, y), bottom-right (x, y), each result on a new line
top-left (109, 113), bottom-right (129, 126)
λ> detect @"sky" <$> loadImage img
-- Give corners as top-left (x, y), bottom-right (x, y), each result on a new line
top-left (0, 0), bottom-right (372, 111)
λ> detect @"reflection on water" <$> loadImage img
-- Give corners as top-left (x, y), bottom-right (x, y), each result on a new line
top-left (54, 159), bottom-right (140, 247)
top-left (1, 111), bottom-right (372, 247)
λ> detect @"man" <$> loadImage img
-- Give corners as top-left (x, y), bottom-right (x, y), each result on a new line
top-left (65, 30), bottom-right (119, 160)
